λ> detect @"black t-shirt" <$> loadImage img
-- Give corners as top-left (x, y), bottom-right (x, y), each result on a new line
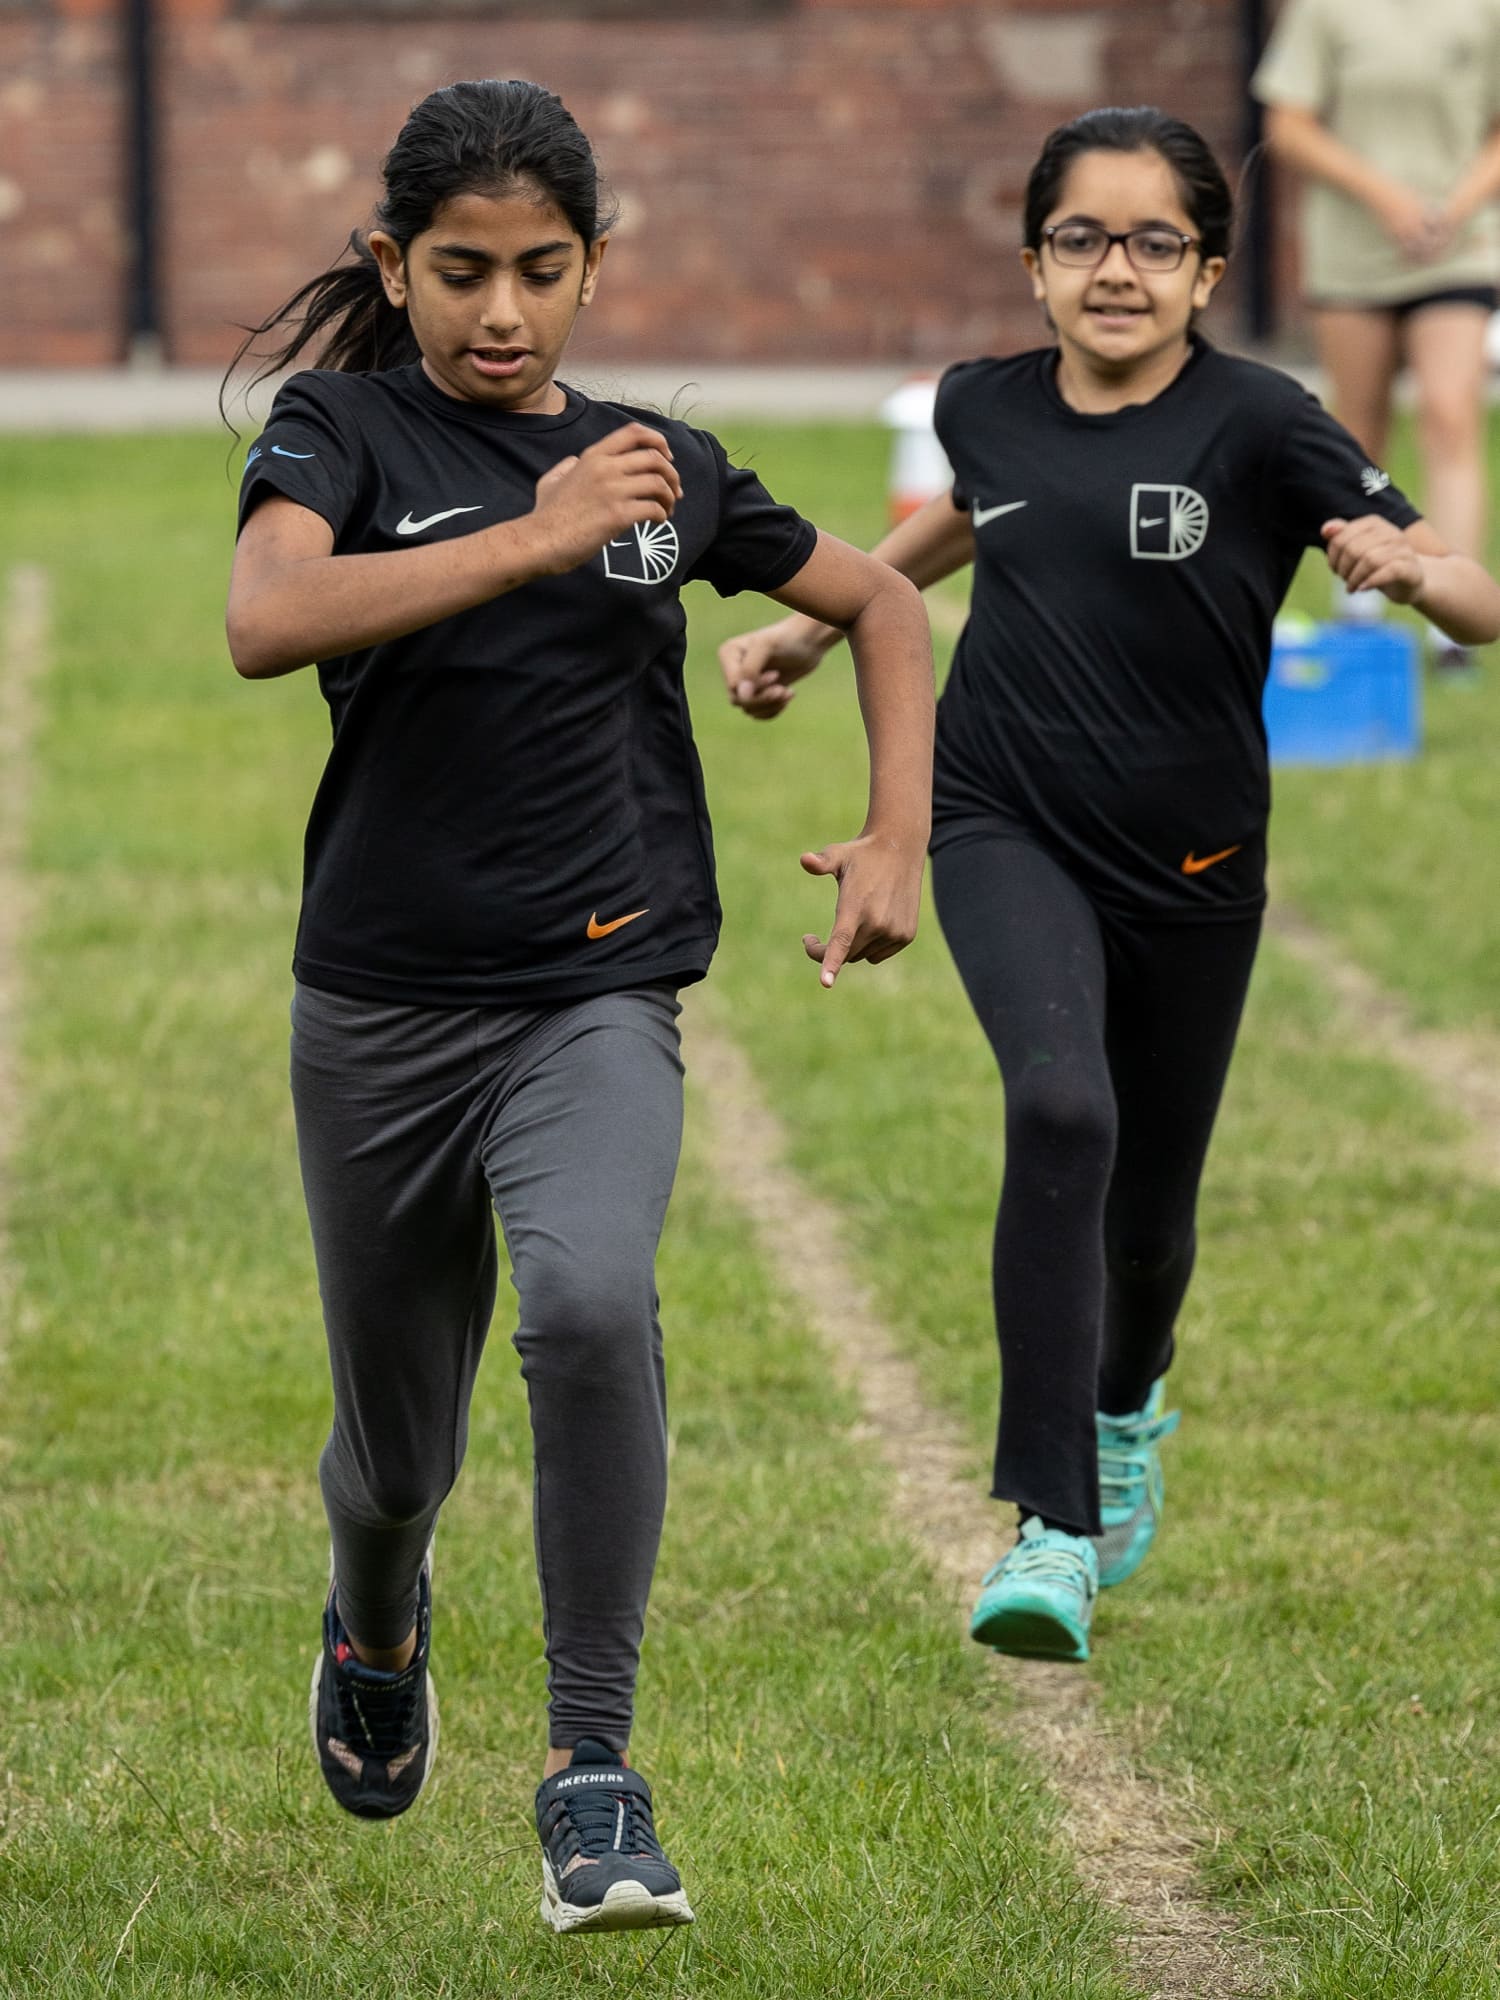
top-left (931, 339), bottom-right (1420, 920)
top-left (237, 363), bottom-right (817, 1005)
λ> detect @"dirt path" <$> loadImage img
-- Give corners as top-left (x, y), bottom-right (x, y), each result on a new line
top-left (0, 565), bottom-right (49, 1352)
top-left (1267, 903), bottom-right (1500, 1182)
top-left (685, 1011), bottom-right (1268, 2000)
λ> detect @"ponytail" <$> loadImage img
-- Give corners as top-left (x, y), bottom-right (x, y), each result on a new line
top-left (222, 234), bottom-right (418, 425)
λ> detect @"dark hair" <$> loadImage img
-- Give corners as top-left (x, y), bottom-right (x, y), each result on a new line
top-left (223, 78), bottom-right (616, 411)
top-left (1022, 107), bottom-right (1234, 260)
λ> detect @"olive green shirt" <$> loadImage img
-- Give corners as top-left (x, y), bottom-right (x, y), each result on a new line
top-left (1252, 0), bottom-right (1500, 301)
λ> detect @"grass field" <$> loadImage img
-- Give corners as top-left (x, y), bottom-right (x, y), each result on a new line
top-left (1, 415), bottom-right (1498, 1996)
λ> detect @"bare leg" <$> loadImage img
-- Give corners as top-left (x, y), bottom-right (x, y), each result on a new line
top-left (1404, 303), bottom-right (1490, 559)
top-left (1312, 306), bottom-right (1401, 462)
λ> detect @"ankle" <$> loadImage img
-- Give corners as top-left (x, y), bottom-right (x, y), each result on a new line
top-left (344, 1625), bottom-right (417, 1673)
top-left (541, 1744), bottom-right (632, 1781)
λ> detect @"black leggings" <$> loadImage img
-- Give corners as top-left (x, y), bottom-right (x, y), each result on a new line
top-left (931, 831), bottom-right (1261, 1534)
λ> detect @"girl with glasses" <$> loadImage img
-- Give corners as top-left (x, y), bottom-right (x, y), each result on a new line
top-left (719, 106), bottom-right (1500, 1664)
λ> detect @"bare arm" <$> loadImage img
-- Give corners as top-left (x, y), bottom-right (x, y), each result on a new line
top-left (226, 422), bottom-right (683, 679)
top-left (1264, 103), bottom-right (1448, 260)
top-left (1441, 124), bottom-right (1500, 231)
top-left (718, 489), bottom-right (973, 718)
top-left (1322, 515), bottom-right (1500, 646)
top-left (759, 529), bottom-right (935, 984)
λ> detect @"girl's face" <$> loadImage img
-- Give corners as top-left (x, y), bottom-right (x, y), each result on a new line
top-left (371, 187), bottom-right (607, 414)
top-left (1021, 148), bottom-right (1225, 378)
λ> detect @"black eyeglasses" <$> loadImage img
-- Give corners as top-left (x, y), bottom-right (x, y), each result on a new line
top-left (1041, 223), bottom-right (1201, 274)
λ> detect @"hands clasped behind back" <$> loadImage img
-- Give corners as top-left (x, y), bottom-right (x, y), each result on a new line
top-left (529, 422), bottom-right (682, 576)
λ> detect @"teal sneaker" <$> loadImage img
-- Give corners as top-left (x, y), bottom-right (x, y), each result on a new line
top-left (969, 1516), bottom-right (1098, 1662)
top-left (1092, 1378), bottom-right (1181, 1588)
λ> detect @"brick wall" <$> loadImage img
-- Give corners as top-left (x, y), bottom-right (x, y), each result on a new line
top-left (0, 0), bottom-right (1249, 368)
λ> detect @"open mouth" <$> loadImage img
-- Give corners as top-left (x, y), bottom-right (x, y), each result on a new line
top-left (1085, 303), bottom-right (1147, 322)
top-left (469, 346), bottom-right (531, 377)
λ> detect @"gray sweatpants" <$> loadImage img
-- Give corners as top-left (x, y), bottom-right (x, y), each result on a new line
top-left (289, 980), bottom-right (685, 1752)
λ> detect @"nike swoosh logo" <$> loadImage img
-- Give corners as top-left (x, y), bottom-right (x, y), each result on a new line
top-left (971, 501), bottom-right (1028, 527)
top-left (271, 446), bottom-right (316, 459)
top-left (396, 506), bottom-right (484, 536)
top-left (586, 908), bottom-right (649, 939)
top-left (1181, 845), bottom-right (1243, 876)
top-left (1139, 516), bottom-right (1166, 529)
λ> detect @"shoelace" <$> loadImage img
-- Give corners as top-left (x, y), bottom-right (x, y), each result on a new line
top-left (1097, 1409), bottom-right (1180, 1510)
top-left (550, 1786), bottom-right (663, 1863)
top-left (982, 1537), bottom-right (1089, 1589)
top-left (333, 1656), bottom-right (426, 1759)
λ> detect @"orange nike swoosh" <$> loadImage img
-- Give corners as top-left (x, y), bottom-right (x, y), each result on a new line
top-left (1181, 845), bottom-right (1242, 876)
top-left (586, 908), bottom-right (649, 939)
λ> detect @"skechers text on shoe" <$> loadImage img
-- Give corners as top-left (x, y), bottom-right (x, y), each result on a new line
top-left (969, 1515), bottom-right (1099, 1662)
top-left (309, 1560), bottom-right (438, 1820)
top-left (1092, 1378), bottom-right (1181, 1588)
top-left (535, 1739), bottom-right (694, 1934)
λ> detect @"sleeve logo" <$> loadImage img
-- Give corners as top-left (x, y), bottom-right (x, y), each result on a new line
top-left (604, 519), bottom-right (680, 584)
top-left (1130, 483), bottom-right (1209, 561)
top-left (1360, 465), bottom-right (1392, 496)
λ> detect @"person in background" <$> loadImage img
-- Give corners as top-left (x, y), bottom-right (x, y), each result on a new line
top-left (1255, 0), bottom-right (1500, 673)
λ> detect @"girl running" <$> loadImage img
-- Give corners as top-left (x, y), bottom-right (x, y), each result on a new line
top-left (719, 106), bottom-right (1500, 1665)
top-left (224, 78), bottom-right (932, 1933)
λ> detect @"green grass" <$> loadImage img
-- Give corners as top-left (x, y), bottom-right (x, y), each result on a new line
top-left (3, 409), bottom-right (1499, 1995)
top-left (0, 438), bottom-right (1135, 1997)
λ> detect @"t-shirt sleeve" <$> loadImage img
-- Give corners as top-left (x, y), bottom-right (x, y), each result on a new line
top-left (687, 433), bottom-right (819, 597)
top-left (236, 372), bottom-right (362, 541)
top-left (934, 363), bottom-right (972, 511)
top-left (1264, 388), bottom-right (1421, 547)
top-left (1250, 0), bottom-right (1333, 111)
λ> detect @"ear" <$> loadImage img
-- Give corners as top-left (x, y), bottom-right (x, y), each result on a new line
top-left (1192, 255), bottom-right (1227, 312)
top-left (579, 235), bottom-right (609, 309)
top-left (1020, 246), bottom-right (1046, 307)
top-left (368, 231), bottom-right (409, 309)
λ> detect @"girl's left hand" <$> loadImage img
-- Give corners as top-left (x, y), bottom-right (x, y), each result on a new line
top-left (799, 833), bottom-right (924, 987)
top-left (1321, 516), bottom-right (1426, 602)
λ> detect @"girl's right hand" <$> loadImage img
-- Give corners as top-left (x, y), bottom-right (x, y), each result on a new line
top-left (1372, 185), bottom-right (1449, 261)
top-left (718, 616), bottom-right (835, 720)
top-left (528, 422), bottom-right (683, 575)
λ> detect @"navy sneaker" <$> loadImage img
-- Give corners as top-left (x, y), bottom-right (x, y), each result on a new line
top-left (308, 1561), bottom-right (438, 1820)
top-left (535, 1739), bottom-right (694, 1934)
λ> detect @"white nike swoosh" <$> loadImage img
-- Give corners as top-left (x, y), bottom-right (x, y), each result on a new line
top-left (1139, 516), bottom-right (1166, 529)
top-left (396, 506), bottom-right (484, 536)
top-left (971, 500), bottom-right (1028, 527)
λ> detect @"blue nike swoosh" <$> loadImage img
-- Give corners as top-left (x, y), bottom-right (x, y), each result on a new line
top-left (272, 446), bottom-right (316, 459)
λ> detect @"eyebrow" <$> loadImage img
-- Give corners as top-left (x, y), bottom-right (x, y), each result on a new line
top-left (429, 239), bottom-right (575, 264)
top-left (1055, 213), bottom-right (1185, 231)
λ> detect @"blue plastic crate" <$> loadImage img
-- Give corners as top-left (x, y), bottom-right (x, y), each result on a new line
top-left (1264, 619), bottom-right (1420, 766)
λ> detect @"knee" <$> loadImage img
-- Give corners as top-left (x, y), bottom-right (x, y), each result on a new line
top-left (516, 1258), bottom-right (658, 1385)
top-left (1417, 392), bottom-right (1481, 462)
top-left (1007, 1070), bottom-right (1116, 1169)
top-left (1106, 1227), bottom-right (1193, 1285)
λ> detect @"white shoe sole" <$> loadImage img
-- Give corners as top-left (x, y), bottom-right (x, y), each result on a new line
top-left (540, 1856), bottom-right (695, 1934)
